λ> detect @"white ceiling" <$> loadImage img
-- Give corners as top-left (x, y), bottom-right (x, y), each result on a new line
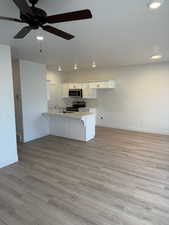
top-left (0, 0), bottom-right (169, 71)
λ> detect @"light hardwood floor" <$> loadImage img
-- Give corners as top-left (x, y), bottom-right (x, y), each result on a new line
top-left (0, 127), bottom-right (169, 225)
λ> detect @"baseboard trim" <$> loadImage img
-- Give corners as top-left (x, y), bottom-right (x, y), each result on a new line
top-left (0, 158), bottom-right (18, 169)
top-left (96, 124), bottom-right (169, 136)
top-left (23, 133), bottom-right (50, 143)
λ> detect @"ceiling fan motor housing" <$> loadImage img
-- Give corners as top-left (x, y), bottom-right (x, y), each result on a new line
top-left (20, 7), bottom-right (47, 28)
top-left (0, 0), bottom-right (92, 39)
top-left (28, 0), bottom-right (39, 7)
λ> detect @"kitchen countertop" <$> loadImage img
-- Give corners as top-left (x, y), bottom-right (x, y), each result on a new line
top-left (42, 111), bottom-right (95, 120)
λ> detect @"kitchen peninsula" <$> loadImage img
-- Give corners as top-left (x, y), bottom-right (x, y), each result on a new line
top-left (43, 112), bottom-right (96, 141)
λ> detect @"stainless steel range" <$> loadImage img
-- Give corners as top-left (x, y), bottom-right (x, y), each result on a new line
top-left (66, 101), bottom-right (86, 112)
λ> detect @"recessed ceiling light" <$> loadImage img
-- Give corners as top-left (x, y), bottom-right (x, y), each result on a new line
top-left (92, 61), bottom-right (96, 68)
top-left (74, 64), bottom-right (78, 70)
top-left (148, 0), bottom-right (164, 9)
top-left (151, 54), bottom-right (162, 60)
top-left (36, 36), bottom-right (44, 41)
top-left (58, 65), bottom-right (62, 72)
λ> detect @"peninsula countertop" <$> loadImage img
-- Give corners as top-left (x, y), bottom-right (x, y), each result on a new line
top-left (42, 111), bottom-right (95, 120)
top-left (42, 111), bottom-right (96, 141)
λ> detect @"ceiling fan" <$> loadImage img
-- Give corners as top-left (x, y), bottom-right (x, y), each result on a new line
top-left (0, 0), bottom-right (92, 40)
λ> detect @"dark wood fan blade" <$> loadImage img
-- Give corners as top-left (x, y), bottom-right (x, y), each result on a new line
top-left (14, 26), bottom-right (32, 39)
top-left (42, 25), bottom-right (74, 40)
top-left (0, 16), bottom-right (23, 23)
top-left (13, 0), bottom-right (34, 16)
top-left (46, 9), bottom-right (92, 24)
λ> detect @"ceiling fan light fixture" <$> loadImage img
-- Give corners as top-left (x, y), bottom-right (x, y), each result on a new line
top-left (148, 0), bottom-right (164, 9)
top-left (36, 36), bottom-right (44, 41)
top-left (92, 61), bottom-right (96, 68)
top-left (58, 65), bottom-right (62, 72)
top-left (74, 64), bottom-right (78, 70)
top-left (151, 54), bottom-right (162, 60)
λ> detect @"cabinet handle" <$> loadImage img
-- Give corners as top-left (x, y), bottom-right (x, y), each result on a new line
top-left (97, 84), bottom-right (100, 88)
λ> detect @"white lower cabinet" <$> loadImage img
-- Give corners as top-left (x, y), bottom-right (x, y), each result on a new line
top-left (79, 108), bottom-right (97, 125)
top-left (47, 113), bottom-right (96, 142)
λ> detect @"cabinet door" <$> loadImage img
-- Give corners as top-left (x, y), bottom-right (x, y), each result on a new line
top-left (100, 80), bottom-right (116, 88)
top-left (62, 83), bottom-right (69, 98)
top-left (89, 81), bottom-right (106, 89)
top-left (89, 81), bottom-right (116, 89)
top-left (69, 83), bottom-right (82, 89)
top-left (98, 81), bottom-right (107, 88)
top-left (82, 83), bottom-right (89, 98)
top-left (107, 80), bottom-right (116, 88)
top-left (89, 82), bottom-right (98, 89)
top-left (76, 83), bottom-right (83, 89)
top-left (83, 83), bottom-right (96, 99)
top-left (69, 83), bottom-right (76, 89)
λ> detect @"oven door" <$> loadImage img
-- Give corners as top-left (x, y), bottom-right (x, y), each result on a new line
top-left (69, 89), bottom-right (82, 98)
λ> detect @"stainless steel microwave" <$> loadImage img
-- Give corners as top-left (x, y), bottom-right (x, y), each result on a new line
top-left (69, 89), bottom-right (83, 98)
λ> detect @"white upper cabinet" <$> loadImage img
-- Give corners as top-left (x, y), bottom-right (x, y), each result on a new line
top-left (89, 82), bottom-right (99, 89)
top-left (107, 80), bottom-right (116, 88)
top-left (69, 83), bottom-right (82, 89)
top-left (62, 83), bottom-right (69, 98)
top-left (89, 80), bottom-right (116, 89)
top-left (82, 83), bottom-right (97, 99)
top-left (61, 80), bottom-right (115, 98)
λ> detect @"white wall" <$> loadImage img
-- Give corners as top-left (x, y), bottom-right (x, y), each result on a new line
top-left (47, 69), bottom-right (65, 110)
top-left (61, 62), bottom-right (169, 135)
top-left (0, 45), bottom-right (18, 168)
top-left (20, 60), bottom-right (49, 142)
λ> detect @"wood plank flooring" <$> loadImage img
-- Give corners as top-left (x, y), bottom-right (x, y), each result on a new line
top-left (0, 127), bottom-right (169, 225)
